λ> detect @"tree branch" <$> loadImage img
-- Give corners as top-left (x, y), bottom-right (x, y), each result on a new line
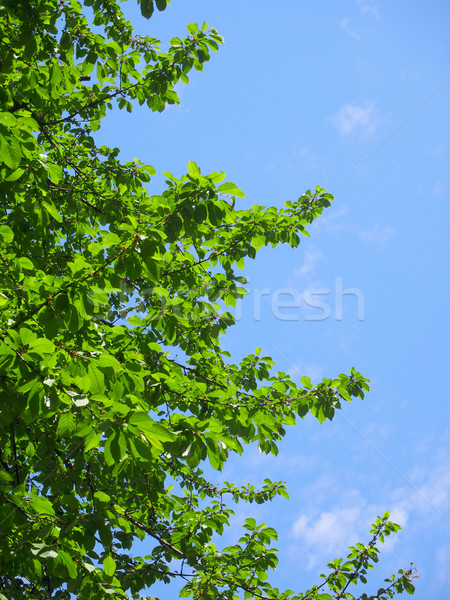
top-left (123, 511), bottom-right (185, 558)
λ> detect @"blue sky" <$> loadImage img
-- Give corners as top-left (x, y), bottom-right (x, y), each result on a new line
top-left (98, 1), bottom-right (450, 597)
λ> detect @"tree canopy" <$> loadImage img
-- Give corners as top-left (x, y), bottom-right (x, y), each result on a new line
top-left (0, 0), bottom-right (416, 598)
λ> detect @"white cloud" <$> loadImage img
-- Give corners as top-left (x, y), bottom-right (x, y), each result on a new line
top-left (411, 461), bottom-right (450, 515)
top-left (285, 431), bottom-right (450, 581)
top-left (356, 224), bottom-right (396, 250)
top-left (329, 102), bottom-right (380, 137)
top-left (293, 506), bottom-right (360, 555)
top-left (291, 489), bottom-right (381, 568)
top-left (312, 205), bottom-right (350, 235)
top-left (294, 246), bottom-right (324, 278)
top-left (340, 17), bottom-right (361, 40)
top-left (313, 208), bottom-right (395, 251)
top-left (381, 451), bottom-right (450, 525)
top-left (357, 0), bottom-right (379, 18)
top-left (290, 482), bottom-right (411, 570)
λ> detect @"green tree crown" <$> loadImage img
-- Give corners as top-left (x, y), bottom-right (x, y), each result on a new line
top-left (0, 1), bottom-right (416, 598)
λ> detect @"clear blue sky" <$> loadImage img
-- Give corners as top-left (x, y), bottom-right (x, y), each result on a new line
top-left (98, 1), bottom-right (450, 597)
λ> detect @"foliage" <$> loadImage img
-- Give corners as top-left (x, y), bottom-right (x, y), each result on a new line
top-left (0, 0), bottom-right (416, 598)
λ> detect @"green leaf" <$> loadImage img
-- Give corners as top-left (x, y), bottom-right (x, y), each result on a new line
top-left (4, 167), bottom-right (25, 182)
top-left (29, 497), bottom-right (56, 517)
top-left (141, 433), bottom-right (163, 451)
top-left (0, 134), bottom-right (21, 169)
top-left (205, 436), bottom-right (222, 470)
top-left (217, 182), bottom-right (246, 198)
top-left (19, 327), bottom-right (36, 346)
top-left (55, 550), bottom-right (78, 579)
top-left (94, 491), bottom-right (111, 503)
top-left (194, 203), bottom-right (207, 224)
top-left (103, 554), bottom-right (116, 577)
top-left (30, 543), bottom-right (58, 559)
top-left (179, 585), bottom-right (191, 599)
top-left (187, 23), bottom-right (199, 35)
top-left (148, 422), bottom-right (174, 441)
top-left (42, 200), bottom-right (63, 222)
top-left (28, 338), bottom-right (56, 355)
top-left (0, 224), bottom-right (14, 244)
top-left (85, 364), bottom-right (105, 394)
top-left (129, 413), bottom-right (174, 441)
top-left (104, 429), bottom-right (127, 466)
top-left (84, 430), bottom-right (101, 452)
top-left (40, 548), bottom-right (59, 559)
top-left (47, 163), bottom-right (63, 184)
top-left (57, 412), bottom-right (76, 437)
top-left (96, 353), bottom-right (122, 371)
top-left (0, 112), bottom-right (17, 127)
top-left (0, 470), bottom-right (14, 482)
top-left (18, 256), bottom-right (34, 270)
top-left (50, 62), bottom-right (63, 86)
top-left (140, 0), bottom-right (154, 18)
top-left (165, 214), bottom-right (182, 242)
top-left (187, 160), bottom-right (200, 176)
top-left (128, 412), bottom-right (154, 430)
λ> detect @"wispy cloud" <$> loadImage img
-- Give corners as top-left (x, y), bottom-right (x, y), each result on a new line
top-left (294, 246), bottom-right (324, 278)
top-left (313, 207), bottom-right (396, 251)
top-left (357, 0), bottom-right (379, 18)
top-left (329, 102), bottom-right (380, 137)
top-left (291, 489), bottom-right (390, 568)
top-left (410, 457), bottom-right (450, 516)
top-left (312, 205), bottom-right (350, 235)
top-left (357, 224), bottom-right (396, 250)
top-left (289, 434), bottom-right (450, 570)
top-left (292, 508), bottom-right (359, 567)
top-left (340, 17), bottom-right (361, 40)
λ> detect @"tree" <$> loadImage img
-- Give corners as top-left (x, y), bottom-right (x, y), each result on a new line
top-left (0, 0), bottom-right (416, 598)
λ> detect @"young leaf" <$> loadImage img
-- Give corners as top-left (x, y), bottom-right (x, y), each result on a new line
top-left (217, 182), bottom-right (246, 198)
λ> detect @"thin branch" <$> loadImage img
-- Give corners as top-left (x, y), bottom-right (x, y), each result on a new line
top-left (123, 511), bottom-right (185, 558)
